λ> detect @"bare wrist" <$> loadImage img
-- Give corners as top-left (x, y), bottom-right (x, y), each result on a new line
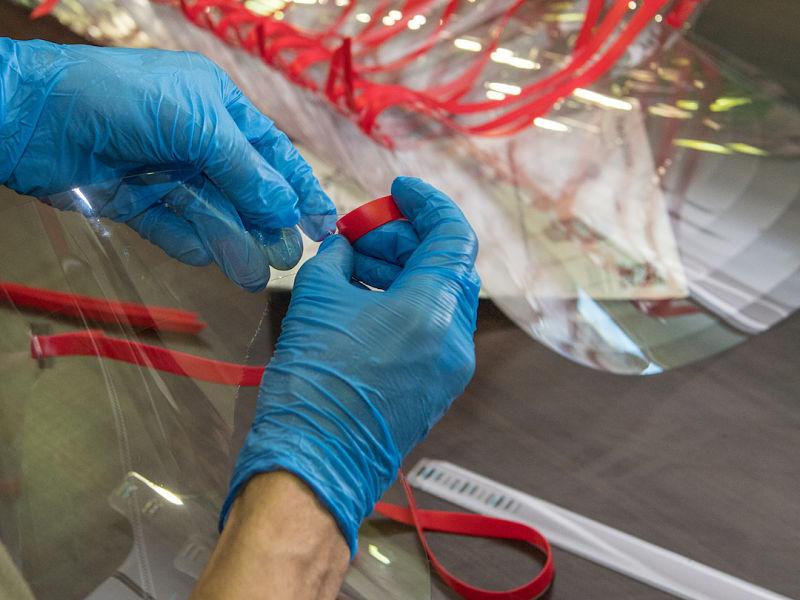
top-left (192, 471), bottom-right (349, 600)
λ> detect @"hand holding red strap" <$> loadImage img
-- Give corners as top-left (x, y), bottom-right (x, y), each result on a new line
top-left (336, 195), bottom-right (406, 243)
top-left (25, 196), bottom-right (554, 599)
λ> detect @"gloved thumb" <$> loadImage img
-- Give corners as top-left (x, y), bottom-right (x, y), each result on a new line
top-left (299, 234), bottom-right (354, 283)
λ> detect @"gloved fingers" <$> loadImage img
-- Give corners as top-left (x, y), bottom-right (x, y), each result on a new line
top-left (352, 252), bottom-right (402, 290)
top-left (126, 204), bottom-right (213, 267)
top-left (226, 94), bottom-right (337, 242)
top-left (250, 226), bottom-right (304, 272)
top-left (162, 176), bottom-right (272, 292)
top-left (40, 178), bottom-right (124, 217)
top-left (193, 108), bottom-right (301, 233)
top-left (97, 168), bottom-right (197, 222)
top-left (389, 177), bottom-right (479, 290)
top-left (352, 220), bottom-right (420, 267)
top-left (294, 234), bottom-right (354, 287)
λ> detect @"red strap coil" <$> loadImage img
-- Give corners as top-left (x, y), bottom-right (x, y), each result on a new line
top-left (336, 195), bottom-right (405, 243)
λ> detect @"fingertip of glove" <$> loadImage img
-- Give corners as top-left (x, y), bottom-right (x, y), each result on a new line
top-left (300, 211), bottom-right (338, 242)
top-left (318, 233), bottom-right (348, 252)
top-left (391, 176), bottom-right (425, 197)
top-left (238, 275), bottom-right (270, 293)
top-left (180, 245), bottom-right (214, 267)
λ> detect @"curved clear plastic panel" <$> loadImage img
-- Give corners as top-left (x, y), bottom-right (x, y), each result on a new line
top-left (6, 0), bottom-right (800, 375)
top-left (0, 190), bottom-right (431, 599)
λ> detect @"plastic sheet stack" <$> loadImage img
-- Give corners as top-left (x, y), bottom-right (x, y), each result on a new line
top-left (10, 0), bottom-right (800, 373)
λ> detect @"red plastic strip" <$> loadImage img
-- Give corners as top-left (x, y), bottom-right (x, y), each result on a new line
top-left (1, 281), bottom-right (206, 334)
top-left (574, 0), bottom-right (604, 51)
top-left (355, 0), bottom-right (627, 132)
top-left (336, 195), bottom-right (405, 243)
top-left (632, 299), bottom-right (701, 318)
top-left (31, 329), bottom-right (263, 386)
top-left (374, 472), bottom-right (555, 600)
top-left (30, 0), bottom-right (59, 18)
top-left (666, 0), bottom-right (702, 28)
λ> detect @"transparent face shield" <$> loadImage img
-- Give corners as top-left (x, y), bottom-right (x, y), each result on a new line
top-left (0, 183), bottom-right (432, 599)
top-left (5, 0), bottom-right (800, 368)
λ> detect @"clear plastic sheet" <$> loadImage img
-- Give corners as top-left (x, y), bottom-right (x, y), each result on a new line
top-left (6, 0), bottom-right (800, 375)
top-left (0, 189), bottom-right (432, 599)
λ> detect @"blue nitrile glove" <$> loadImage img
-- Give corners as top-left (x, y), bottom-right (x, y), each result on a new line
top-left (0, 38), bottom-right (335, 291)
top-left (221, 177), bottom-right (481, 556)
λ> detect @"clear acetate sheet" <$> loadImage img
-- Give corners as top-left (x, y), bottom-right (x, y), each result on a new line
top-left (0, 188), bottom-right (431, 600)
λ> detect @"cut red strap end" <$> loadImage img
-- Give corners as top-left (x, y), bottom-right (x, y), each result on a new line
top-left (336, 195), bottom-right (405, 243)
top-left (373, 471), bottom-right (554, 600)
top-left (30, 0), bottom-right (59, 18)
top-left (1, 281), bottom-right (206, 334)
top-left (31, 330), bottom-right (263, 386)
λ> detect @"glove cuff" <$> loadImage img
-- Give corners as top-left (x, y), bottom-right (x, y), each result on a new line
top-left (220, 372), bottom-right (403, 559)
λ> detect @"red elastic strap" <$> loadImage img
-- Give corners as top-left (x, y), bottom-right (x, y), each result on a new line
top-left (31, 329), bottom-right (263, 386)
top-left (325, 37), bottom-right (356, 108)
top-left (374, 472), bottom-right (555, 600)
top-left (666, 0), bottom-right (702, 28)
top-left (573, 0), bottom-right (604, 51)
top-left (30, 0), bottom-right (59, 18)
top-left (1, 281), bottom-right (205, 334)
top-left (356, 0), bottom-right (624, 132)
top-left (336, 195), bottom-right (405, 243)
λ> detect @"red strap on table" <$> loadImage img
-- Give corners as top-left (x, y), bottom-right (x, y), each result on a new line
top-left (375, 472), bottom-right (554, 600)
top-left (1, 281), bottom-right (205, 334)
top-left (31, 329), bottom-right (263, 386)
top-left (336, 195), bottom-right (405, 243)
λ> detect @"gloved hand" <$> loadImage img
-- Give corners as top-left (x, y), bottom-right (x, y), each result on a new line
top-left (0, 38), bottom-right (335, 291)
top-left (222, 177), bottom-right (481, 555)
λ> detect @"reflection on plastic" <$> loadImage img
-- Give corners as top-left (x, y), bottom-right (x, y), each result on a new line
top-left (41, 169), bottom-right (337, 292)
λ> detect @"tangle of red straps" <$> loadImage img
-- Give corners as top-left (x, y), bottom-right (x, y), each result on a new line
top-left (31, 0), bottom-right (701, 143)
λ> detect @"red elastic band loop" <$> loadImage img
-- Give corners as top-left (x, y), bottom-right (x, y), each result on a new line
top-left (374, 472), bottom-right (554, 600)
top-left (336, 195), bottom-right (405, 243)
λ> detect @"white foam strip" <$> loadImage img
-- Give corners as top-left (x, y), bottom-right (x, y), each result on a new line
top-left (408, 459), bottom-right (790, 600)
